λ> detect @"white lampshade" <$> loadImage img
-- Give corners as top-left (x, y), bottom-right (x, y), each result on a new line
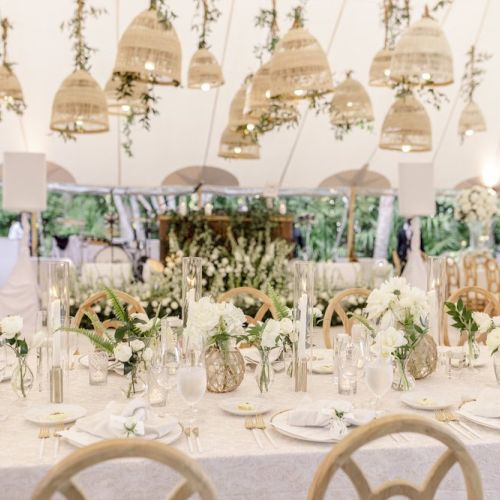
top-left (398, 163), bottom-right (435, 217)
top-left (2, 152), bottom-right (47, 211)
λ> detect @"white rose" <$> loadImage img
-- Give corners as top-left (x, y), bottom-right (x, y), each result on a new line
top-left (171, 301), bottom-right (179, 310)
top-left (261, 319), bottom-right (281, 348)
top-left (0, 315), bottom-right (23, 339)
top-left (376, 327), bottom-right (407, 355)
top-left (142, 347), bottom-right (153, 362)
top-left (280, 317), bottom-right (294, 335)
top-left (486, 328), bottom-right (500, 352)
top-left (493, 316), bottom-right (500, 327)
top-left (187, 297), bottom-right (220, 332)
top-left (472, 312), bottom-right (492, 334)
top-left (130, 339), bottom-right (145, 352)
top-left (114, 343), bottom-right (133, 363)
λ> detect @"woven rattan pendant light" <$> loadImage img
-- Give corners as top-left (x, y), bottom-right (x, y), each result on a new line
top-left (187, 0), bottom-right (224, 90)
top-left (390, 6), bottom-right (453, 86)
top-left (369, 1), bottom-right (394, 87)
top-left (330, 72), bottom-right (374, 126)
top-left (458, 100), bottom-right (486, 139)
top-left (229, 82), bottom-right (259, 130)
top-left (379, 92), bottom-right (431, 152)
top-left (50, 0), bottom-right (108, 134)
top-left (51, 69), bottom-right (109, 133)
top-left (247, 61), bottom-right (272, 116)
top-left (104, 76), bottom-right (147, 116)
top-left (113, 5), bottom-right (181, 86)
top-left (218, 126), bottom-right (260, 159)
top-left (188, 48), bottom-right (224, 90)
top-left (269, 7), bottom-right (333, 100)
top-left (0, 18), bottom-right (24, 107)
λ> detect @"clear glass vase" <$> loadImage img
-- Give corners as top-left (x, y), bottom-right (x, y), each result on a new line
top-left (255, 348), bottom-right (274, 394)
top-left (392, 356), bottom-right (415, 392)
top-left (122, 366), bottom-right (146, 399)
top-left (467, 220), bottom-right (491, 251)
top-left (205, 347), bottom-right (245, 393)
top-left (466, 337), bottom-right (480, 368)
top-left (11, 356), bottom-right (34, 399)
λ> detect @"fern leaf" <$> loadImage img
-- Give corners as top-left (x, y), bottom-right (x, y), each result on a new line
top-left (66, 326), bottom-right (115, 354)
top-left (268, 285), bottom-right (289, 320)
top-left (105, 287), bottom-right (128, 322)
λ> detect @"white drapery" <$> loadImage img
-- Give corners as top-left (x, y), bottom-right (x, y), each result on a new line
top-left (402, 217), bottom-right (427, 291)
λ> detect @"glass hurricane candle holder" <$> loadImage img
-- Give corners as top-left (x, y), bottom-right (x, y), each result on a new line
top-left (181, 257), bottom-right (202, 327)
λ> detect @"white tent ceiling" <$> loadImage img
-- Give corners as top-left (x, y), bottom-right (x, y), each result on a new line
top-left (1, 0), bottom-right (499, 190)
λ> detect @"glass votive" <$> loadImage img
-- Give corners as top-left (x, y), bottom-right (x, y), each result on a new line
top-left (88, 351), bottom-right (108, 385)
top-left (147, 366), bottom-right (169, 409)
top-left (338, 342), bottom-right (359, 395)
top-left (448, 348), bottom-right (465, 379)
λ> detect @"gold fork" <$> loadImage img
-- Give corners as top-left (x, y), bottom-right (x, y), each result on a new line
top-left (255, 415), bottom-right (277, 448)
top-left (53, 424), bottom-right (65, 458)
top-left (38, 426), bottom-right (50, 459)
top-left (192, 427), bottom-right (202, 453)
top-left (442, 409), bottom-right (481, 439)
top-left (434, 410), bottom-right (471, 440)
top-left (245, 416), bottom-right (263, 449)
top-left (183, 426), bottom-right (193, 453)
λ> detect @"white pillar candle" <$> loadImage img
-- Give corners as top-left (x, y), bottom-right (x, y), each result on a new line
top-left (298, 293), bottom-right (308, 358)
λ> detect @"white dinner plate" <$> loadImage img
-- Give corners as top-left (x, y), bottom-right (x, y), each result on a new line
top-left (401, 392), bottom-right (456, 411)
top-left (312, 362), bottom-right (334, 374)
top-left (219, 397), bottom-right (273, 416)
top-left (270, 410), bottom-right (349, 443)
top-left (457, 407), bottom-right (500, 431)
top-left (25, 404), bottom-right (87, 425)
top-left (60, 423), bottom-right (183, 448)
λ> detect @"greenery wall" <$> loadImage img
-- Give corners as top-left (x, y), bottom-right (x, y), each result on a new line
top-left (0, 188), bottom-right (498, 259)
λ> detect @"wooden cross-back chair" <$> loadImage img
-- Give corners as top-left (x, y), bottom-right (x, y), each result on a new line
top-left (322, 288), bottom-right (371, 349)
top-left (307, 414), bottom-right (483, 500)
top-left (72, 290), bottom-right (146, 333)
top-left (392, 251), bottom-right (402, 276)
top-left (443, 286), bottom-right (500, 346)
top-left (485, 258), bottom-right (499, 297)
top-left (217, 287), bottom-right (278, 325)
top-left (31, 439), bottom-right (217, 500)
top-left (462, 255), bottom-right (479, 288)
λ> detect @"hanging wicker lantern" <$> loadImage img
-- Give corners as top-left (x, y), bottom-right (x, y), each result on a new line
top-left (218, 126), bottom-right (260, 159)
top-left (229, 83), bottom-right (259, 130)
top-left (104, 76), bottom-right (147, 116)
top-left (0, 64), bottom-right (24, 104)
top-left (247, 61), bottom-right (272, 116)
top-left (269, 16), bottom-right (333, 100)
top-left (390, 7), bottom-right (453, 86)
top-left (50, 69), bottom-right (109, 134)
top-left (113, 8), bottom-right (182, 86)
top-left (330, 73), bottom-right (374, 126)
top-left (379, 93), bottom-right (432, 152)
top-left (458, 100), bottom-right (486, 139)
top-left (369, 48), bottom-right (394, 87)
top-left (187, 48), bottom-right (224, 90)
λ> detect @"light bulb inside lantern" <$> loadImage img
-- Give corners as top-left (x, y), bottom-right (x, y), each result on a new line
top-left (401, 144), bottom-right (412, 153)
top-left (246, 123), bottom-right (255, 132)
top-left (294, 89), bottom-right (305, 97)
top-left (421, 72), bottom-right (431, 81)
top-left (75, 116), bottom-right (84, 128)
top-left (482, 162), bottom-right (500, 187)
top-left (383, 68), bottom-right (391, 77)
top-left (346, 101), bottom-right (353, 108)
top-left (265, 90), bottom-right (271, 99)
top-left (144, 61), bottom-right (155, 71)
top-left (465, 129), bottom-right (475, 137)
top-left (234, 146), bottom-right (242, 154)
top-left (201, 82), bottom-right (211, 92)
top-left (121, 104), bottom-right (131, 114)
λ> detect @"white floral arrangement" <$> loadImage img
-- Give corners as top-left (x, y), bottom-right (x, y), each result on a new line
top-left (473, 312), bottom-right (500, 354)
top-left (454, 185), bottom-right (498, 224)
top-left (184, 297), bottom-right (246, 351)
top-left (356, 277), bottom-right (430, 359)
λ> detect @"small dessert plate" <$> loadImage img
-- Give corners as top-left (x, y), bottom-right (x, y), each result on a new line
top-left (219, 397), bottom-right (273, 416)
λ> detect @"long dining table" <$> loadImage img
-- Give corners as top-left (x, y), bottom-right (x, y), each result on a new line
top-left (2, 346), bottom-right (500, 500)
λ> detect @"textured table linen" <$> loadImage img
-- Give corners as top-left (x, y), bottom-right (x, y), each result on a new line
top-left (1, 349), bottom-right (500, 500)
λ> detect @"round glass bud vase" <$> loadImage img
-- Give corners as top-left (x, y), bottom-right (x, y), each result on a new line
top-left (11, 357), bottom-right (34, 399)
top-left (392, 356), bottom-right (415, 392)
top-left (408, 334), bottom-right (438, 380)
top-left (205, 347), bottom-right (245, 393)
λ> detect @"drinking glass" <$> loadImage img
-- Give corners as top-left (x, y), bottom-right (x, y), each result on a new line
top-left (88, 351), bottom-right (108, 385)
top-left (365, 357), bottom-right (393, 409)
top-left (148, 366), bottom-right (172, 415)
top-left (448, 348), bottom-right (465, 379)
top-left (338, 342), bottom-right (360, 395)
top-left (333, 333), bottom-right (349, 385)
top-left (177, 344), bottom-right (206, 423)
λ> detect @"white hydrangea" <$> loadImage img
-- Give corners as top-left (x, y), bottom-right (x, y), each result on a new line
top-left (455, 185), bottom-right (498, 223)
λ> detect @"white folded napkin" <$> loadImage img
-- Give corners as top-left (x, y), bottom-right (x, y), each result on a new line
top-left (75, 399), bottom-right (177, 439)
top-left (287, 400), bottom-right (353, 428)
top-left (465, 388), bottom-right (500, 418)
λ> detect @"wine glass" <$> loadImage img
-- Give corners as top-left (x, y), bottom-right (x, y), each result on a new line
top-left (176, 345), bottom-right (206, 424)
top-left (365, 357), bottom-right (393, 410)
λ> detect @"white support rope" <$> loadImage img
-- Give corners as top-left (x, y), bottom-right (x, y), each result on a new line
top-left (277, 0), bottom-right (349, 187)
top-left (200, 0), bottom-right (235, 176)
top-left (432, 0), bottom-right (491, 163)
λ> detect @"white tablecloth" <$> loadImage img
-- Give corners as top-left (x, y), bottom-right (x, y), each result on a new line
top-left (2, 348), bottom-right (500, 499)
